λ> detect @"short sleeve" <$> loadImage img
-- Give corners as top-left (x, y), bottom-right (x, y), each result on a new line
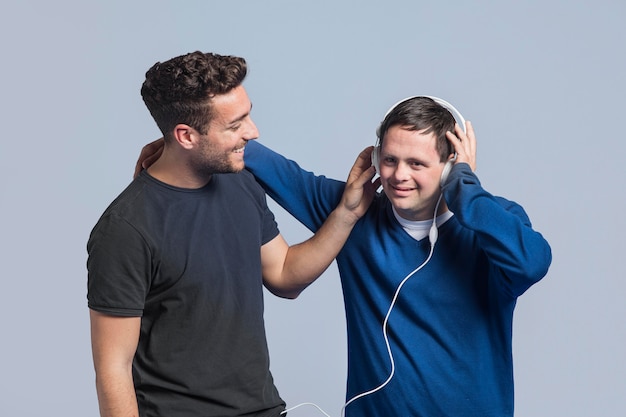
top-left (87, 213), bottom-right (152, 316)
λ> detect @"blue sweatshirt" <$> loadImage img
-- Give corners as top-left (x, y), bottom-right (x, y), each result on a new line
top-left (245, 140), bottom-right (551, 417)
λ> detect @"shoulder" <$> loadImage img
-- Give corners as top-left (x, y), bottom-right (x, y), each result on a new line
top-left (100, 172), bottom-right (155, 216)
top-left (89, 173), bottom-right (174, 245)
top-left (91, 178), bottom-right (146, 230)
top-left (217, 171), bottom-right (269, 207)
top-left (221, 170), bottom-right (264, 194)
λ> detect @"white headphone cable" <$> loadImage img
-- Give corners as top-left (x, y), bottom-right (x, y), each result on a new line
top-left (340, 193), bottom-right (443, 417)
top-left (281, 402), bottom-right (332, 417)
top-left (281, 194), bottom-right (445, 417)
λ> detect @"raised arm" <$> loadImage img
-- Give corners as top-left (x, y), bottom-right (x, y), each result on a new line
top-left (443, 122), bottom-right (551, 297)
top-left (90, 310), bottom-right (141, 417)
top-left (261, 147), bottom-right (379, 298)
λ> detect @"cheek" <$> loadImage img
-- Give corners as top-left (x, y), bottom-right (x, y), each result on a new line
top-left (414, 170), bottom-right (442, 190)
top-left (428, 170), bottom-right (441, 189)
top-left (379, 163), bottom-right (403, 178)
top-left (378, 170), bottom-right (396, 186)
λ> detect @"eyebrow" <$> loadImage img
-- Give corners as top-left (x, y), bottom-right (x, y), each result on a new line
top-left (382, 151), bottom-right (429, 165)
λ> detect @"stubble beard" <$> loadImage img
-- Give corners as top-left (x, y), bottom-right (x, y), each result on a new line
top-left (192, 144), bottom-right (243, 177)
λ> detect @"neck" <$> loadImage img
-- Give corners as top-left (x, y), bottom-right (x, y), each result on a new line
top-left (146, 148), bottom-right (211, 189)
top-left (435, 197), bottom-right (449, 217)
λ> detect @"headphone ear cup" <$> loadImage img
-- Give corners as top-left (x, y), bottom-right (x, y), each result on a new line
top-left (439, 161), bottom-right (452, 187)
top-left (372, 146), bottom-right (381, 174)
top-left (440, 159), bottom-right (453, 187)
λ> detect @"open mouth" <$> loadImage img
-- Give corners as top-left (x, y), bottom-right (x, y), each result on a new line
top-left (390, 184), bottom-right (416, 194)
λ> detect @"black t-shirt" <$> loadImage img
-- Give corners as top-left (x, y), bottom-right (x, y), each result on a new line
top-left (87, 170), bottom-right (285, 417)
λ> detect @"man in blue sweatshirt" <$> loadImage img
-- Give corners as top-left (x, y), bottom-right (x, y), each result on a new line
top-left (137, 95), bottom-right (552, 416)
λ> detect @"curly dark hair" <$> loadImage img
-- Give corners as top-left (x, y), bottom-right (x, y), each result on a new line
top-left (141, 51), bottom-right (247, 139)
top-left (377, 97), bottom-right (456, 162)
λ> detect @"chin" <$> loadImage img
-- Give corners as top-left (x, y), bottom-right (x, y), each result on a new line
top-left (232, 161), bottom-right (245, 173)
top-left (387, 195), bottom-right (414, 209)
top-left (391, 199), bottom-right (430, 220)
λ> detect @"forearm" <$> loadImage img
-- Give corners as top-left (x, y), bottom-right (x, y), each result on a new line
top-left (261, 145), bottom-right (376, 299)
top-left (90, 311), bottom-right (141, 417)
top-left (444, 163), bottom-right (552, 293)
top-left (277, 206), bottom-right (358, 298)
top-left (95, 368), bottom-right (139, 417)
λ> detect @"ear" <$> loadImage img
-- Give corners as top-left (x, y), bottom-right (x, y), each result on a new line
top-left (172, 124), bottom-right (196, 150)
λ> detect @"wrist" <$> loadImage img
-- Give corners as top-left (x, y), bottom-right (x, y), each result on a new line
top-left (332, 204), bottom-right (360, 228)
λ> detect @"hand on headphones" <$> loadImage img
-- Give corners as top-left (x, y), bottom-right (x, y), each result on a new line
top-left (445, 121), bottom-right (477, 172)
top-left (338, 146), bottom-right (380, 225)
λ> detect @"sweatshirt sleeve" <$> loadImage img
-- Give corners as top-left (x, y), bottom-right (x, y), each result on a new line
top-left (442, 163), bottom-right (552, 298)
top-left (244, 140), bottom-right (346, 232)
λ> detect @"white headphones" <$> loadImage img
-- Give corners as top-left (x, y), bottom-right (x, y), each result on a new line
top-left (371, 95), bottom-right (466, 187)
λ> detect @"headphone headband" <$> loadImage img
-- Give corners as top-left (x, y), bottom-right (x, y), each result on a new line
top-left (376, 95), bottom-right (466, 138)
top-left (372, 95), bottom-right (466, 181)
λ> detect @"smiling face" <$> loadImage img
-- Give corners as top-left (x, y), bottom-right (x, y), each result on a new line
top-left (191, 85), bottom-right (258, 175)
top-left (379, 125), bottom-right (448, 221)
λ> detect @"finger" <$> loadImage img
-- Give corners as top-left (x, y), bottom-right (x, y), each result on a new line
top-left (142, 150), bottom-right (163, 169)
top-left (147, 137), bottom-right (164, 149)
top-left (453, 123), bottom-right (466, 138)
top-left (356, 146), bottom-right (374, 167)
top-left (146, 138), bottom-right (165, 157)
top-left (445, 130), bottom-right (461, 155)
top-left (134, 138), bottom-right (165, 177)
top-left (359, 166), bottom-right (377, 184)
top-left (140, 141), bottom-right (164, 169)
top-left (349, 166), bottom-right (376, 190)
top-left (134, 160), bottom-right (144, 179)
top-left (347, 147), bottom-right (375, 182)
top-left (462, 121), bottom-right (477, 171)
top-left (457, 122), bottom-right (475, 154)
top-left (465, 120), bottom-right (477, 152)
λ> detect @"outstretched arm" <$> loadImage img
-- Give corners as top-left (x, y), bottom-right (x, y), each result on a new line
top-left (261, 147), bottom-right (379, 298)
top-left (245, 140), bottom-right (348, 232)
top-left (134, 139), bottom-right (347, 231)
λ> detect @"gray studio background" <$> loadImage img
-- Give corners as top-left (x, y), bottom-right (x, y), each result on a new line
top-left (1, 1), bottom-right (624, 416)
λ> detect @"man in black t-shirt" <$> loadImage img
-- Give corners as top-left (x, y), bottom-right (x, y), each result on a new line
top-left (87, 51), bottom-right (377, 417)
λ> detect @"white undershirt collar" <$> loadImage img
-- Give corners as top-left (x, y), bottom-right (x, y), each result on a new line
top-left (392, 206), bottom-right (454, 241)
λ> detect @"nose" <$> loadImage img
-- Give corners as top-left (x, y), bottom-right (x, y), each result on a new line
top-left (243, 117), bottom-right (259, 141)
top-left (390, 162), bottom-right (410, 182)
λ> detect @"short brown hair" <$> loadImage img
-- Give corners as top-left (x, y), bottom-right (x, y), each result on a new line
top-left (377, 96), bottom-right (456, 162)
top-left (141, 51), bottom-right (247, 139)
